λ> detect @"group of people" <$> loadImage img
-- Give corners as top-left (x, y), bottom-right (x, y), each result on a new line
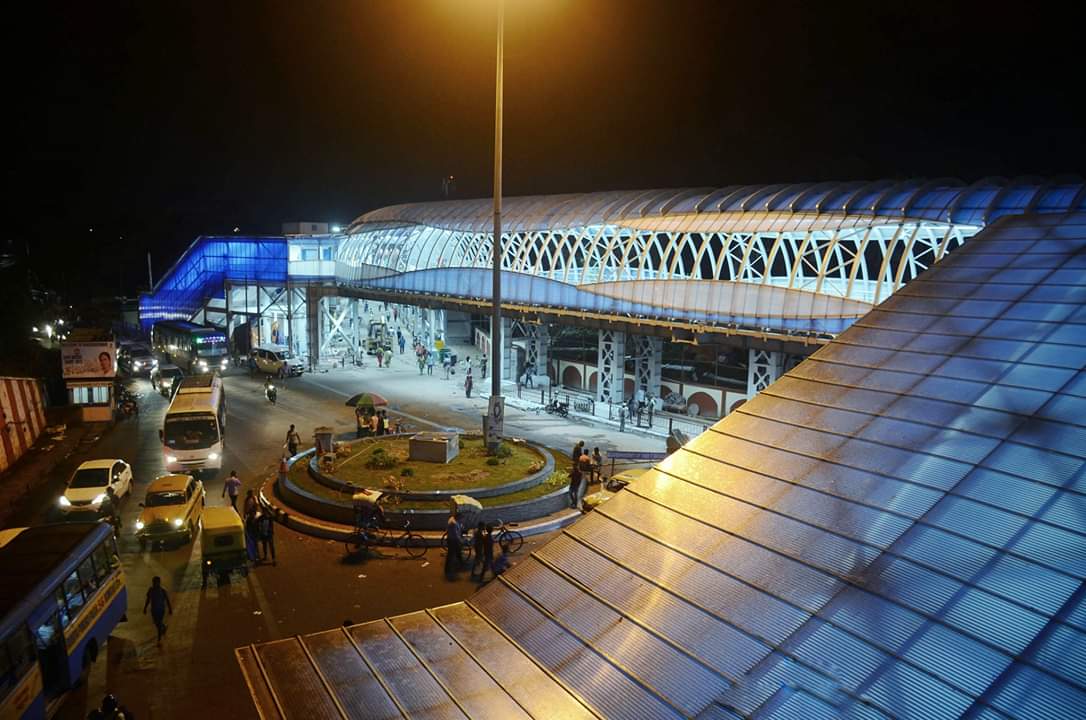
top-left (223, 469), bottom-right (277, 565)
top-left (355, 406), bottom-right (400, 437)
top-left (568, 441), bottom-right (603, 509)
top-left (444, 514), bottom-right (510, 581)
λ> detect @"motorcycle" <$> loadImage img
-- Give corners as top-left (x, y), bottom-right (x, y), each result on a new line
top-left (264, 379), bottom-right (277, 404)
top-left (544, 399), bottom-right (570, 418)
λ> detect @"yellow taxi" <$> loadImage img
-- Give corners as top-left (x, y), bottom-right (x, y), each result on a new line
top-left (135, 474), bottom-right (205, 548)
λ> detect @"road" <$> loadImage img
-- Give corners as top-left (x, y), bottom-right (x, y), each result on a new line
top-left (8, 358), bottom-right (660, 719)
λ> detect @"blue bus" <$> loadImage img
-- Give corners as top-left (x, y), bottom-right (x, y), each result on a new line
top-left (0, 523), bottom-right (126, 719)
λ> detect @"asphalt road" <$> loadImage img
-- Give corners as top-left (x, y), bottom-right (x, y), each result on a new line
top-left (8, 367), bottom-right (563, 720)
top-left (9, 354), bottom-right (659, 719)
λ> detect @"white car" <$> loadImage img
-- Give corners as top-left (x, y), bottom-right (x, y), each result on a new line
top-left (58, 459), bottom-right (133, 517)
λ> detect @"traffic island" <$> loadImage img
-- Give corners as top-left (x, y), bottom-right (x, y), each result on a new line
top-left (270, 433), bottom-right (575, 536)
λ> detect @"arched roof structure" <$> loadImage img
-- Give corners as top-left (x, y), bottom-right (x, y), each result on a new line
top-left (339, 178), bottom-right (1085, 339)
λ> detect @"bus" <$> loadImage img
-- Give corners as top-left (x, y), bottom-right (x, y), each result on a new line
top-left (151, 320), bottom-right (229, 374)
top-left (0, 523), bottom-right (126, 720)
top-left (161, 374), bottom-right (226, 474)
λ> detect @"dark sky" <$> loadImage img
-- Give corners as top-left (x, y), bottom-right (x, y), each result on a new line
top-left (7, 0), bottom-right (1085, 297)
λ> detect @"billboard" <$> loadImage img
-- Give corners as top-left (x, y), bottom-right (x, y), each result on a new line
top-left (61, 342), bottom-right (116, 379)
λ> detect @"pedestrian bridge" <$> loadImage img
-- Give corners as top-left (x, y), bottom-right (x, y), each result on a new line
top-left (337, 178), bottom-right (1086, 340)
top-left (141, 178), bottom-right (1085, 344)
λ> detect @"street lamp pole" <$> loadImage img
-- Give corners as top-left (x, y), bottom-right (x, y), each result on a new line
top-left (489, 0), bottom-right (504, 446)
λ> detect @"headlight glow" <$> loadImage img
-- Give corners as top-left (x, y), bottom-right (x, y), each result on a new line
top-left (208, 452), bottom-right (219, 461)
top-left (58, 495), bottom-right (72, 507)
top-left (220, 358), bottom-right (228, 368)
top-left (133, 361), bottom-right (142, 369)
top-left (173, 518), bottom-right (183, 528)
top-left (92, 493), bottom-right (107, 506)
top-left (135, 520), bottom-right (144, 530)
top-left (166, 455), bottom-right (178, 463)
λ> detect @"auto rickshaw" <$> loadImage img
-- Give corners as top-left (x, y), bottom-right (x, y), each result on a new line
top-left (201, 506), bottom-right (249, 587)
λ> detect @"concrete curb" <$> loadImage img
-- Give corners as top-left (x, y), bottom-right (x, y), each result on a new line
top-left (258, 479), bottom-right (581, 546)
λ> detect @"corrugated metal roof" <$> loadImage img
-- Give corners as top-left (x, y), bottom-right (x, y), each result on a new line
top-left (239, 211), bottom-right (1086, 718)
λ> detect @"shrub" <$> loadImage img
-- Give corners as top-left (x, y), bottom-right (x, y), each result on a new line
top-left (493, 442), bottom-right (513, 459)
top-left (400, 467), bottom-right (414, 477)
top-left (365, 447), bottom-right (398, 470)
top-left (486, 457), bottom-right (501, 466)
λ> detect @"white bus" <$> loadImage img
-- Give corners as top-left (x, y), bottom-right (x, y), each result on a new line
top-left (160, 375), bottom-right (226, 474)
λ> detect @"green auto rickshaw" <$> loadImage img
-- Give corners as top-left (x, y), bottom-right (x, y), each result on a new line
top-left (201, 506), bottom-right (249, 587)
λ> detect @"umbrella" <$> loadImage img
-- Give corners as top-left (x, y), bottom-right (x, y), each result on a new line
top-left (345, 392), bottom-right (389, 408)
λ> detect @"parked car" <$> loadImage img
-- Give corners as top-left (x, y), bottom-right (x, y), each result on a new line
top-left (151, 364), bottom-right (185, 398)
top-left (57, 459), bottom-right (133, 518)
top-left (252, 345), bottom-right (304, 378)
top-left (135, 474), bottom-right (205, 548)
top-left (119, 345), bottom-right (158, 375)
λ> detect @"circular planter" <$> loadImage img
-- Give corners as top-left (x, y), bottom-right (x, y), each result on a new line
top-left (307, 435), bottom-right (553, 501)
top-left (277, 445), bottom-right (569, 531)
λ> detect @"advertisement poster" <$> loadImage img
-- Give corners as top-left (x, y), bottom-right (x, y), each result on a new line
top-left (62, 342), bottom-right (117, 379)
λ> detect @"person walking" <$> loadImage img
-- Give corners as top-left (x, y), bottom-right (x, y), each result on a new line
top-left (223, 471), bottom-right (242, 511)
top-left (480, 355), bottom-right (487, 380)
top-left (286, 424), bottom-right (301, 457)
top-left (377, 350), bottom-right (383, 368)
top-left (426, 351), bottom-right (435, 376)
top-left (376, 411), bottom-right (387, 436)
top-left (278, 454), bottom-right (290, 484)
top-left (398, 334), bottom-right (406, 355)
top-left (464, 370), bottom-right (473, 398)
top-left (592, 447), bottom-right (603, 483)
top-left (257, 511), bottom-right (276, 565)
top-left (470, 521), bottom-right (486, 579)
top-left (383, 348), bottom-right (393, 368)
top-left (443, 355), bottom-right (451, 379)
top-left (143, 576), bottom-right (172, 645)
top-left (244, 509), bottom-right (260, 563)
top-left (444, 513), bottom-right (463, 578)
top-left (417, 354), bottom-right (426, 374)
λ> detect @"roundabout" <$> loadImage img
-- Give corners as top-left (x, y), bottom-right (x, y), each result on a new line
top-left (266, 431), bottom-right (574, 537)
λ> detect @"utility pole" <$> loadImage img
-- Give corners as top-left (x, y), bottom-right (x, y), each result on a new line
top-left (487, 0), bottom-right (505, 453)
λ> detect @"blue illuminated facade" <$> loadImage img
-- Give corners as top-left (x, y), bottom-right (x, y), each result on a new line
top-left (139, 236), bottom-right (290, 332)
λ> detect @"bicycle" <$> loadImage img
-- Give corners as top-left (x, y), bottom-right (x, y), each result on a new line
top-left (495, 519), bottom-right (524, 554)
top-left (345, 519), bottom-right (427, 559)
top-left (440, 524), bottom-right (473, 565)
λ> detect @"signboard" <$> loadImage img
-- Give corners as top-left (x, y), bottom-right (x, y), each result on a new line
top-left (61, 342), bottom-right (116, 379)
top-left (486, 395), bottom-right (505, 446)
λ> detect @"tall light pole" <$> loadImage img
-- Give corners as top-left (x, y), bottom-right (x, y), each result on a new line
top-left (488, 0), bottom-right (505, 450)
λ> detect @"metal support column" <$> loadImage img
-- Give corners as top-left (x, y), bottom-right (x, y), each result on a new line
top-left (596, 329), bottom-right (626, 405)
top-left (633, 335), bottom-right (663, 402)
top-left (747, 348), bottom-right (784, 398)
top-left (524, 324), bottom-right (550, 379)
top-left (306, 287), bottom-right (322, 370)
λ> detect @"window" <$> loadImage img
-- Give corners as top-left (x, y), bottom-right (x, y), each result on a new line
top-left (1, 625), bottom-right (36, 697)
top-left (321, 245), bottom-right (333, 261)
top-left (62, 570), bottom-right (86, 618)
top-left (78, 558), bottom-right (100, 594)
top-left (91, 543), bottom-right (112, 582)
top-left (69, 385), bottom-right (111, 405)
top-left (301, 248), bottom-right (318, 261)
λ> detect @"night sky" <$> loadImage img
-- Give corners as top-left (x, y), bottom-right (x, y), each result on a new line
top-left (7, 0), bottom-right (1085, 298)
